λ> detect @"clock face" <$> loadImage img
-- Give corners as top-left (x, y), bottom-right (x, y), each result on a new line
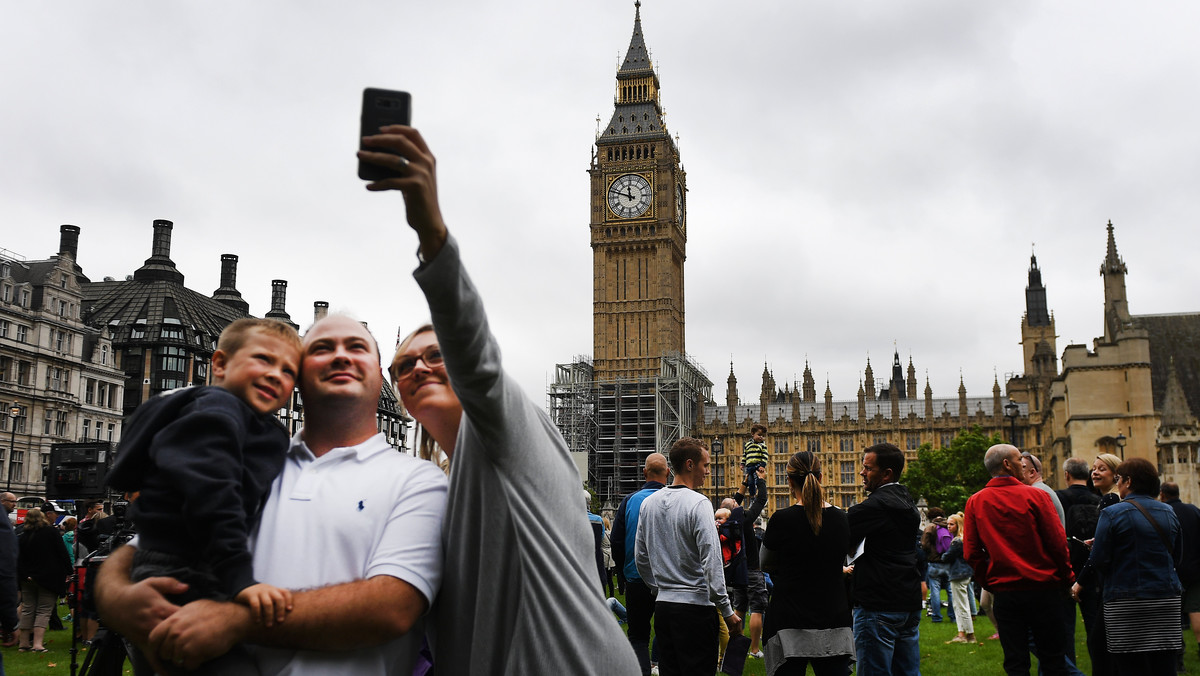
top-left (608, 174), bottom-right (653, 219)
top-left (675, 186), bottom-right (684, 227)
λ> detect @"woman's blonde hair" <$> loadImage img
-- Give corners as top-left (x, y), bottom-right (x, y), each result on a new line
top-left (1096, 453), bottom-right (1122, 493)
top-left (22, 508), bottom-right (48, 531)
top-left (389, 323), bottom-right (449, 473)
top-left (947, 512), bottom-right (966, 540)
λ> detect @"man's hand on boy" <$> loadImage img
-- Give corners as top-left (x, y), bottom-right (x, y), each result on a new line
top-left (236, 582), bottom-right (294, 627)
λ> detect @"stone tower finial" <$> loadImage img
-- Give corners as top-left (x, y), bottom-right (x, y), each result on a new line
top-left (1026, 248), bottom-right (1051, 327)
top-left (1102, 219), bottom-right (1127, 276)
top-left (1100, 220), bottom-right (1132, 342)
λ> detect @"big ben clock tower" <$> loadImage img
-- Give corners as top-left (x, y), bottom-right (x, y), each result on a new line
top-left (591, 1), bottom-right (687, 383)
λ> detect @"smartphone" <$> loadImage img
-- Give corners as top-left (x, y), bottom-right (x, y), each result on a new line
top-left (358, 88), bottom-right (411, 181)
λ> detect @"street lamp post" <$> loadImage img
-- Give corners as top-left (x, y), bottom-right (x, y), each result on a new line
top-left (6, 404), bottom-right (19, 493)
top-left (1115, 432), bottom-right (1126, 459)
top-left (711, 437), bottom-right (724, 506)
top-left (1004, 400), bottom-right (1020, 446)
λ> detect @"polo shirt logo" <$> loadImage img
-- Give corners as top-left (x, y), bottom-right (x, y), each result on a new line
top-left (358, 500), bottom-right (365, 511)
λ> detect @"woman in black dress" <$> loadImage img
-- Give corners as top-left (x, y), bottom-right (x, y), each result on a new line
top-left (760, 451), bottom-right (853, 676)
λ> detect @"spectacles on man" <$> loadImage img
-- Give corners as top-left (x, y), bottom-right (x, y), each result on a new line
top-left (393, 346), bottom-right (444, 380)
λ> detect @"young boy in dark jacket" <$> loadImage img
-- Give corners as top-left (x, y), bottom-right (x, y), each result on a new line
top-left (107, 318), bottom-right (301, 672)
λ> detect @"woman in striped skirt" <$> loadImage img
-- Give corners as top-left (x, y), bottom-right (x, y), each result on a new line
top-left (1083, 457), bottom-right (1182, 675)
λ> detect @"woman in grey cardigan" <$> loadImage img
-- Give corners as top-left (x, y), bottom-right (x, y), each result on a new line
top-left (361, 124), bottom-right (640, 675)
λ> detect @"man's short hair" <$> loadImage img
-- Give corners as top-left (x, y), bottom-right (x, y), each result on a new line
top-left (218, 318), bottom-right (302, 357)
top-left (669, 437), bottom-right (707, 475)
top-left (926, 507), bottom-right (945, 520)
top-left (1063, 457), bottom-right (1090, 481)
top-left (1020, 451), bottom-right (1042, 475)
top-left (1117, 457), bottom-right (1160, 497)
top-left (864, 442), bottom-right (904, 480)
top-left (750, 424), bottom-right (767, 436)
top-left (984, 444), bottom-right (1021, 476)
top-left (1161, 482), bottom-right (1181, 500)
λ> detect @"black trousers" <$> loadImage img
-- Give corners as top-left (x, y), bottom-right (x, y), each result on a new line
top-left (775, 655), bottom-right (853, 676)
top-left (626, 579), bottom-right (657, 675)
top-left (994, 589), bottom-right (1068, 676)
top-left (655, 601), bottom-right (719, 676)
top-left (1113, 650), bottom-right (1177, 676)
top-left (1079, 584), bottom-right (1117, 676)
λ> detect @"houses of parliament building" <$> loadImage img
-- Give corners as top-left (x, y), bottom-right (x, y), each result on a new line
top-left (552, 3), bottom-right (1200, 514)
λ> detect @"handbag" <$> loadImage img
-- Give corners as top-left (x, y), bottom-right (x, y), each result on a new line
top-left (721, 633), bottom-right (751, 675)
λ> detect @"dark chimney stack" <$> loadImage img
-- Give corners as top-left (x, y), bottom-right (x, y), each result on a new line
top-left (265, 279), bottom-right (298, 329)
top-left (220, 254), bottom-right (238, 289)
top-left (58, 225), bottom-right (80, 259)
top-left (133, 219), bottom-right (184, 283)
top-left (211, 253), bottom-right (249, 314)
top-left (151, 219), bottom-right (174, 259)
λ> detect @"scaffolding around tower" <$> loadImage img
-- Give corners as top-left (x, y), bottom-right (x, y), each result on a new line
top-left (549, 352), bottom-right (710, 509)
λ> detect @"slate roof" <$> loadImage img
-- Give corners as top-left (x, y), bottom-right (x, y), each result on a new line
top-left (1136, 312), bottom-right (1200, 420)
top-left (602, 103), bottom-right (669, 142)
top-left (619, 3), bottom-right (653, 76)
top-left (83, 278), bottom-right (247, 350)
top-left (600, 4), bottom-right (670, 143)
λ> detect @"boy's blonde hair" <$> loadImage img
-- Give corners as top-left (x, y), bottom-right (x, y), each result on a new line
top-left (714, 508), bottom-right (731, 522)
top-left (217, 318), bottom-right (302, 356)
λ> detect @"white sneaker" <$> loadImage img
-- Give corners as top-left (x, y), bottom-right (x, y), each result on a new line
top-left (750, 650), bottom-right (764, 659)
top-left (650, 667), bottom-right (660, 675)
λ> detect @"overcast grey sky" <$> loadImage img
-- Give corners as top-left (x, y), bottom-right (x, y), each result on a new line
top-left (3, 1), bottom-right (1196, 409)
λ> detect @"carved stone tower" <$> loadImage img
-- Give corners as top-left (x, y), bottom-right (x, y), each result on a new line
top-left (590, 1), bottom-right (687, 382)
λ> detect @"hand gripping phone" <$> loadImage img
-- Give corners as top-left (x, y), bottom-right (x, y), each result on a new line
top-left (358, 88), bottom-right (411, 181)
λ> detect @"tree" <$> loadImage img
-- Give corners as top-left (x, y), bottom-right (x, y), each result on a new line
top-left (902, 425), bottom-right (1001, 514)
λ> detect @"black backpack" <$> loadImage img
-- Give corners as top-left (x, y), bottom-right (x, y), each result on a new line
top-left (1066, 500), bottom-right (1100, 543)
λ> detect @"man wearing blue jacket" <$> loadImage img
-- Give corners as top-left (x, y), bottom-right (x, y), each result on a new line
top-left (610, 453), bottom-right (668, 675)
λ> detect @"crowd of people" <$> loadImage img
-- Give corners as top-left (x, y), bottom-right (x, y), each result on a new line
top-left (1, 124), bottom-right (1193, 676)
top-left (613, 435), bottom-right (1193, 676)
top-left (0, 495), bottom-right (115, 668)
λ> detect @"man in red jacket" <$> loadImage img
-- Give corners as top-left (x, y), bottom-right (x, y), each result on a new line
top-left (964, 444), bottom-right (1072, 676)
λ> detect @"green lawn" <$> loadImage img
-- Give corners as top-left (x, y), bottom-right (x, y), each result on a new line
top-left (614, 591), bottom-right (1200, 676)
top-left (4, 598), bottom-right (1198, 675)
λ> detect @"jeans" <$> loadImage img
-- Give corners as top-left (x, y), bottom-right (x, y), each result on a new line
top-left (926, 563), bottom-right (951, 620)
top-left (608, 597), bottom-right (627, 624)
top-left (994, 589), bottom-right (1068, 676)
top-left (745, 463), bottom-right (765, 497)
top-left (852, 606), bottom-right (921, 676)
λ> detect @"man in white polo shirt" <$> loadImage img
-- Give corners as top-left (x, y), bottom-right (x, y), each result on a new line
top-left (96, 315), bottom-right (448, 675)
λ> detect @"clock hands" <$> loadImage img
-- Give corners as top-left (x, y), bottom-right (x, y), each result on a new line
top-left (609, 186), bottom-right (641, 204)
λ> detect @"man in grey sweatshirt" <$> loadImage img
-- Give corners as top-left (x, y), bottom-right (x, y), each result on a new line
top-left (635, 437), bottom-right (741, 676)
